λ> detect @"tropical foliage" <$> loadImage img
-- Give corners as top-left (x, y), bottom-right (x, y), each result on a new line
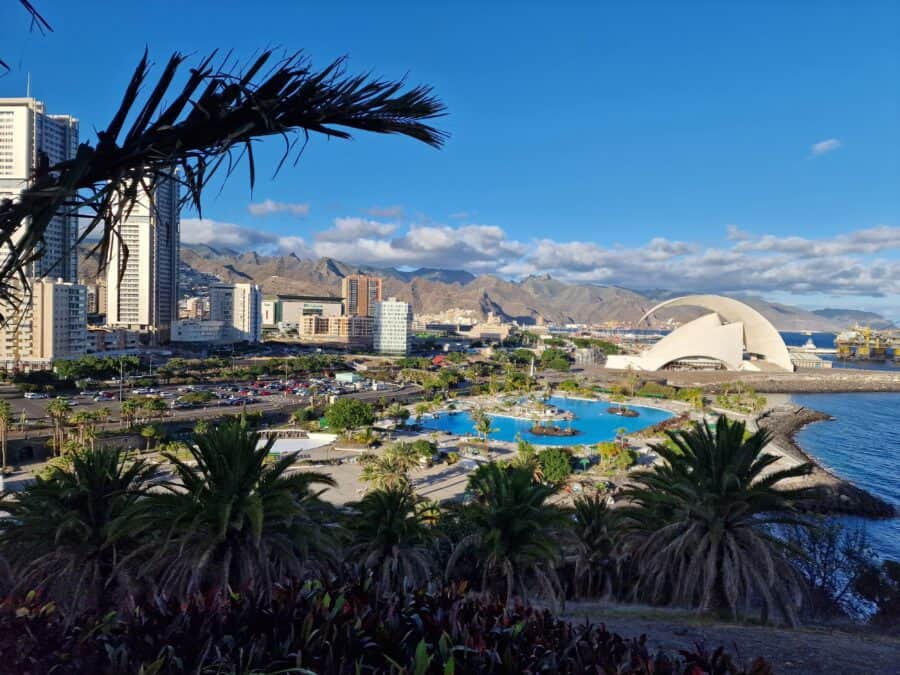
top-left (0, 447), bottom-right (156, 615)
top-left (619, 417), bottom-right (814, 624)
top-left (129, 420), bottom-right (337, 599)
top-left (0, 580), bottom-right (772, 675)
top-left (447, 463), bottom-right (568, 608)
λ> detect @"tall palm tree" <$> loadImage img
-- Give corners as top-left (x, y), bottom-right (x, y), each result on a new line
top-left (348, 486), bottom-right (433, 592)
top-left (619, 416), bottom-right (814, 625)
top-left (120, 398), bottom-right (140, 429)
top-left (570, 493), bottom-right (620, 599)
top-left (0, 400), bottom-right (11, 472)
top-left (446, 463), bottom-right (568, 609)
top-left (46, 398), bottom-right (70, 456)
top-left (131, 419), bottom-right (338, 599)
top-left (0, 447), bottom-right (156, 616)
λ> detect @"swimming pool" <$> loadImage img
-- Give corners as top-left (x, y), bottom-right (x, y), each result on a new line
top-left (418, 396), bottom-right (673, 446)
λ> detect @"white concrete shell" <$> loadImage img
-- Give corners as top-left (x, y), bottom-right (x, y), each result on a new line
top-left (639, 294), bottom-right (794, 372)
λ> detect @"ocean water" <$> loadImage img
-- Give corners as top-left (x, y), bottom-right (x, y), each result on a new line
top-left (792, 393), bottom-right (900, 561)
top-left (418, 396), bottom-right (673, 446)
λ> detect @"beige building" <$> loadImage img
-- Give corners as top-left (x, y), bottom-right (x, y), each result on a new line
top-left (30, 279), bottom-right (87, 361)
top-left (342, 274), bottom-right (382, 317)
top-left (300, 315), bottom-right (373, 348)
top-left (105, 174), bottom-right (180, 342)
top-left (262, 294), bottom-right (342, 329)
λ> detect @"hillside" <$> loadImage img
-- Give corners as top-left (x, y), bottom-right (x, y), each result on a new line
top-left (80, 246), bottom-right (892, 331)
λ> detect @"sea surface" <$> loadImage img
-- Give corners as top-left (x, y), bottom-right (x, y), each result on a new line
top-left (792, 392), bottom-right (900, 561)
top-left (419, 396), bottom-right (672, 446)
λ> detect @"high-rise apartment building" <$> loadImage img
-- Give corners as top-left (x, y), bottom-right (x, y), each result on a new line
top-left (0, 98), bottom-right (83, 368)
top-left (208, 282), bottom-right (262, 343)
top-left (373, 297), bottom-right (412, 355)
top-left (341, 274), bottom-right (382, 317)
top-left (31, 279), bottom-right (87, 360)
top-left (0, 98), bottom-right (80, 282)
top-left (105, 174), bottom-right (180, 342)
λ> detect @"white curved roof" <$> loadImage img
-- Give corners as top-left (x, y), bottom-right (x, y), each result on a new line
top-left (639, 294), bottom-right (793, 371)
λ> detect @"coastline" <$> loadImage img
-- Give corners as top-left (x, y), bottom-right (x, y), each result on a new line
top-left (755, 403), bottom-right (896, 518)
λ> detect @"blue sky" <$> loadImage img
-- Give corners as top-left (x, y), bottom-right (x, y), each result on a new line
top-left (2, 1), bottom-right (899, 316)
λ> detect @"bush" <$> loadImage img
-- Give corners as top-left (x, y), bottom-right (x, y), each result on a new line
top-left (323, 398), bottom-right (375, 432)
top-left (0, 581), bottom-right (770, 674)
top-left (537, 446), bottom-right (573, 483)
top-left (445, 451), bottom-right (460, 465)
top-left (595, 441), bottom-right (637, 473)
top-left (636, 382), bottom-right (675, 398)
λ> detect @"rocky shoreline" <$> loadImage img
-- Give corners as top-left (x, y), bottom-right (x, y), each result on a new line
top-left (755, 404), bottom-right (896, 518)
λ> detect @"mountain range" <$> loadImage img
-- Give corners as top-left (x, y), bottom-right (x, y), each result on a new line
top-left (80, 245), bottom-right (893, 331)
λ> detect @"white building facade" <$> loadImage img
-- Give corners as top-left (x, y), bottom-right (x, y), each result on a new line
top-left (31, 279), bottom-right (87, 361)
top-left (105, 174), bottom-right (180, 342)
top-left (206, 282), bottom-right (262, 343)
top-left (373, 297), bottom-right (412, 356)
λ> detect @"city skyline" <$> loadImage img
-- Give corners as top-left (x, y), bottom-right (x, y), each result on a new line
top-left (1, 2), bottom-right (898, 318)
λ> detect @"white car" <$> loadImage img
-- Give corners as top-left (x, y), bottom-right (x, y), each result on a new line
top-left (23, 392), bottom-right (48, 399)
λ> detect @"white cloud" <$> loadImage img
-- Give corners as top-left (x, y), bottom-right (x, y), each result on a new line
top-left (810, 138), bottom-right (841, 157)
top-left (181, 218), bottom-right (278, 249)
top-left (315, 217), bottom-right (398, 243)
top-left (248, 199), bottom-right (311, 217)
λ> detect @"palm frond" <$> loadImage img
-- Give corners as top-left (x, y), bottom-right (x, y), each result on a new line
top-left (0, 48), bottom-right (447, 317)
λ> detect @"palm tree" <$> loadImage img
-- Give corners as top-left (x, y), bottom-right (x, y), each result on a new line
top-left (0, 400), bottom-right (11, 472)
top-left (619, 417), bottom-right (814, 625)
top-left (446, 463), bottom-right (568, 609)
top-left (360, 443), bottom-right (421, 491)
top-left (348, 486), bottom-right (433, 592)
top-left (139, 425), bottom-right (160, 452)
top-left (413, 402), bottom-right (431, 425)
top-left (471, 407), bottom-right (495, 443)
top-left (120, 398), bottom-right (140, 429)
top-left (46, 398), bottom-right (70, 456)
top-left (131, 419), bottom-right (338, 599)
top-left (68, 410), bottom-right (96, 449)
top-left (0, 447), bottom-right (156, 616)
top-left (570, 493), bottom-right (620, 599)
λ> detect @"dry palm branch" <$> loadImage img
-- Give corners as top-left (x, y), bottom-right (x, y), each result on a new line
top-left (0, 48), bottom-right (447, 320)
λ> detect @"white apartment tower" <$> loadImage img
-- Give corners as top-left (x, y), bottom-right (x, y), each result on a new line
top-left (0, 98), bottom-right (84, 367)
top-left (373, 297), bottom-right (412, 355)
top-left (105, 174), bottom-right (180, 342)
top-left (209, 282), bottom-right (262, 343)
top-left (31, 279), bottom-right (87, 360)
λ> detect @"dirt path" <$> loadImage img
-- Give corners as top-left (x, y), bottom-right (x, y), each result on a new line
top-left (563, 603), bottom-right (900, 674)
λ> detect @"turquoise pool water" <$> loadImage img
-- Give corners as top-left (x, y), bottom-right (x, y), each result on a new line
top-left (418, 396), bottom-right (673, 446)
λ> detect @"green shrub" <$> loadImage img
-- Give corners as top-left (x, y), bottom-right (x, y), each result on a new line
top-left (595, 441), bottom-right (638, 472)
top-left (537, 446), bottom-right (573, 483)
top-left (636, 382), bottom-right (675, 398)
top-left (445, 451), bottom-right (460, 465)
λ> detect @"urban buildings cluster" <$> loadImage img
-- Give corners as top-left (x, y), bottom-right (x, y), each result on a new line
top-left (258, 274), bottom-right (412, 355)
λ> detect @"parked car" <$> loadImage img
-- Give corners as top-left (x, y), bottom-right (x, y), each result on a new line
top-left (23, 392), bottom-right (48, 399)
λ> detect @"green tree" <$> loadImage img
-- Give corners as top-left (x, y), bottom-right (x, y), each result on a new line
top-left (537, 446), bottom-right (573, 484)
top-left (324, 398), bottom-right (375, 434)
top-left (570, 493), bottom-right (620, 599)
top-left (131, 419), bottom-right (338, 599)
top-left (139, 424), bottom-right (161, 452)
top-left (447, 463), bottom-right (568, 608)
top-left (120, 398), bottom-right (140, 429)
top-left (0, 447), bottom-right (156, 615)
top-left (471, 407), bottom-right (495, 443)
top-left (413, 402), bottom-right (431, 424)
top-left (384, 402), bottom-right (410, 426)
top-left (0, 400), bottom-right (11, 472)
top-left (68, 410), bottom-right (97, 450)
top-left (46, 398), bottom-right (70, 456)
top-left (348, 486), bottom-right (433, 592)
top-left (620, 417), bottom-right (814, 625)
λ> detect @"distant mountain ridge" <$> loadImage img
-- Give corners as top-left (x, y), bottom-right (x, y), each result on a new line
top-left (79, 245), bottom-right (894, 331)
